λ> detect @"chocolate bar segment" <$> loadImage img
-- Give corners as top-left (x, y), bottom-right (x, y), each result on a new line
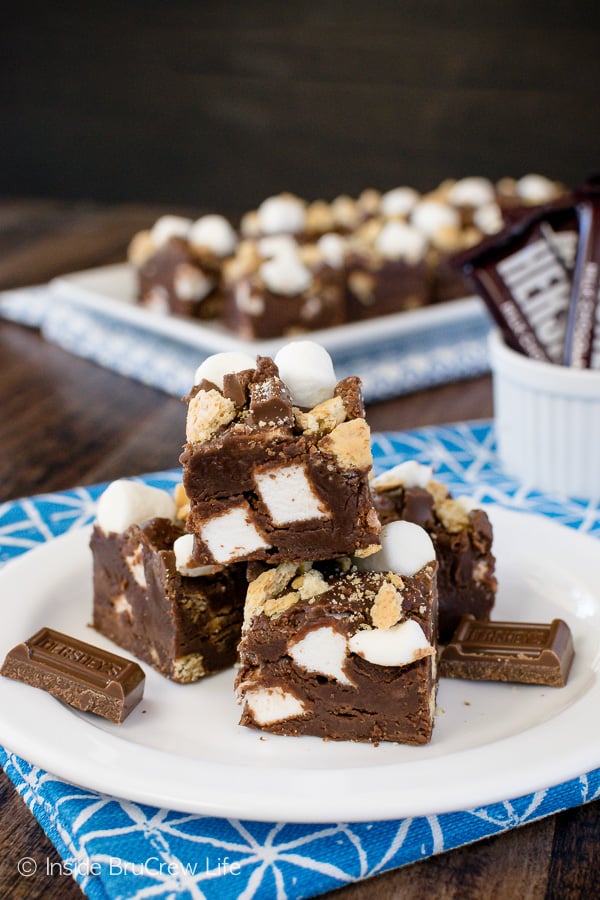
top-left (564, 181), bottom-right (600, 368)
top-left (454, 200), bottom-right (578, 362)
top-left (438, 615), bottom-right (574, 687)
top-left (1, 627), bottom-right (145, 722)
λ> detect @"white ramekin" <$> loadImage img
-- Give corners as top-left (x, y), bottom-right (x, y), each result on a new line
top-left (488, 329), bottom-right (600, 500)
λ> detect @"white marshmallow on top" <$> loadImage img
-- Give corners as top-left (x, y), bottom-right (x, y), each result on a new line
top-left (411, 200), bottom-right (460, 238)
top-left (257, 193), bottom-right (307, 236)
top-left (260, 251), bottom-right (312, 296)
top-left (257, 234), bottom-right (299, 259)
top-left (173, 533), bottom-right (221, 577)
top-left (348, 618), bottom-right (432, 666)
top-left (274, 341), bottom-right (337, 408)
top-left (150, 215), bottom-right (193, 247)
top-left (96, 480), bottom-right (176, 534)
top-left (380, 186), bottom-right (420, 218)
top-left (516, 173), bottom-right (558, 204)
top-left (357, 521), bottom-right (435, 577)
top-left (375, 220), bottom-right (428, 264)
top-left (372, 460), bottom-right (433, 492)
top-left (473, 202), bottom-right (504, 235)
top-left (447, 177), bottom-right (495, 208)
top-left (316, 233), bottom-right (347, 269)
top-left (194, 351), bottom-right (256, 389)
top-left (189, 215), bottom-right (238, 258)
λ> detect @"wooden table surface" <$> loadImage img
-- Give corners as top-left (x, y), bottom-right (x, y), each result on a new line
top-left (0, 198), bottom-right (598, 899)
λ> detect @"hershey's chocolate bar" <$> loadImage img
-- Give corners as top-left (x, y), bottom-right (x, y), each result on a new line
top-left (438, 615), bottom-right (574, 687)
top-left (1, 627), bottom-right (145, 722)
top-left (564, 180), bottom-right (600, 368)
top-left (454, 201), bottom-right (577, 363)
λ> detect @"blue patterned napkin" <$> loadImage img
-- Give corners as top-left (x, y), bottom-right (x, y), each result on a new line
top-left (1, 423), bottom-right (599, 900)
top-left (0, 282), bottom-right (491, 402)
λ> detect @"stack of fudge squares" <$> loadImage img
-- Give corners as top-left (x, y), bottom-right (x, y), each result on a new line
top-left (128, 173), bottom-right (568, 338)
top-left (91, 342), bottom-right (496, 744)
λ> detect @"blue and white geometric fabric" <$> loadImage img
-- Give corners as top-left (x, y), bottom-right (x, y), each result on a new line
top-left (0, 284), bottom-right (492, 402)
top-left (1, 424), bottom-right (599, 900)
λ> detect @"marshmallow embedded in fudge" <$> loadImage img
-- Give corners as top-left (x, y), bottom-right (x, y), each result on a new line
top-left (188, 215), bottom-right (238, 258)
top-left (348, 617), bottom-right (433, 666)
top-left (96, 480), bottom-right (176, 534)
top-left (200, 503), bottom-right (272, 565)
top-left (380, 186), bottom-right (420, 218)
top-left (375, 220), bottom-right (428, 264)
top-left (447, 177), bottom-right (495, 208)
top-left (372, 460), bottom-right (433, 492)
top-left (257, 193), bottom-right (307, 235)
top-left (173, 266), bottom-right (214, 302)
top-left (411, 200), bottom-right (461, 238)
top-left (173, 533), bottom-right (220, 577)
top-left (260, 251), bottom-right (312, 296)
top-left (274, 341), bottom-right (337, 408)
top-left (357, 520), bottom-right (435, 576)
top-left (150, 215), bottom-right (194, 247)
top-left (194, 351), bottom-right (256, 390)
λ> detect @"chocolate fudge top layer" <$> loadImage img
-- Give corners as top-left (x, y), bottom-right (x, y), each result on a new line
top-left (237, 521), bottom-right (438, 744)
top-left (180, 343), bottom-right (381, 567)
top-left (372, 461), bottom-right (497, 643)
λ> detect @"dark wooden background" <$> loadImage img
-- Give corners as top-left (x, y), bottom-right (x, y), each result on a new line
top-left (2, 2), bottom-right (600, 212)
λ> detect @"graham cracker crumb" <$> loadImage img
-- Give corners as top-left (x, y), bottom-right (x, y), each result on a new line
top-left (245, 562), bottom-right (299, 619)
top-left (318, 418), bottom-right (372, 471)
top-left (370, 582), bottom-right (402, 629)
top-left (294, 395), bottom-right (347, 435)
top-left (186, 389), bottom-right (236, 444)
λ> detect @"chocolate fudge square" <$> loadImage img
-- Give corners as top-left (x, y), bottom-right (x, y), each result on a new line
top-left (372, 461), bottom-right (497, 644)
top-left (180, 344), bottom-right (381, 567)
top-left (222, 239), bottom-right (345, 339)
top-left (236, 521), bottom-right (438, 744)
top-left (91, 480), bottom-right (246, 682)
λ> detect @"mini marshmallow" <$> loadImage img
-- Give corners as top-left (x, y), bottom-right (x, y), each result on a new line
top-left (260, 252), bottom-right (312, 296)
top-left (257, 234), bottom-right (299, 259)
top-left (200, 504), bottom-right (270, 564)
top-left (380, 186), bottom-right (420, 218)
top-left (173, 533), bottom-right (220, 577)
top-left (189, 214), bottom-right (238, 257)
top-left (125, 550), bottom-right (146, 588)
top-left (372, 460), bottom-right (433, 492)
top-left (244, 686), bottom-right (306, 725)
top-left (447, 177), bottom-right (495, 208)
top-left (96, 480), bottom-right (176, 534)
top-left (194, 351), bottom-right (256, 389)
top-left (274, 341), bottom-right (337, 408)
top-left (411, 201), bottom-right (460, 238)
top-left (473, 202), bottom-right (504, 235)
top-left (150, 215), bottom-right (193, 246)
top-left (357, 521), bottom-right (435, 577)
top-left (516, 173), bottom-right (557, 203)
top-left (254, 464), bottom-right (330, 525)
top-left (316, 233), bottom-right (347, 269)
top-left (289, 626), bottom-right (352, 685)
top-left (375, 220), bottom-right (428, 264)
top-left (348, 618), bottom-right (432, 667)
top-left (257, 193), bottom-right (307, 236)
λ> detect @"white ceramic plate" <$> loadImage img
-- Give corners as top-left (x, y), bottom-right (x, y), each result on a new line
top-left (50, 263), bottom-right (487, 358)
top-left (0, 506), bottom-right (598, 824)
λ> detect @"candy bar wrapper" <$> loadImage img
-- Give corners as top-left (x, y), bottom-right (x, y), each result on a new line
top-left (564, 181), bottom-right (600, 368)
top-left (454, 200), bottom-right (578, 363)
